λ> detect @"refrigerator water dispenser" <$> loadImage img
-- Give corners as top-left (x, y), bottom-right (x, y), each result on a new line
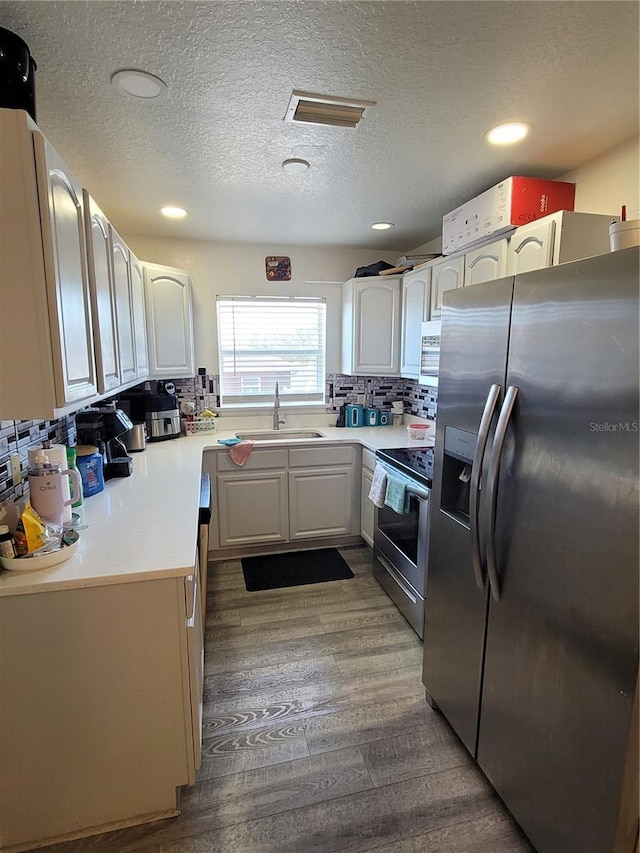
top-left (441, 426), bottom-right (477, 526)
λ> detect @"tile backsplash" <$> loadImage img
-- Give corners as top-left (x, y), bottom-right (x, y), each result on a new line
top-left (165, 373), bottom-right (438, 421)
top-left (0, 374), bottom-right (437, 507)
top-left (0, 416), bottom-right (76, 505)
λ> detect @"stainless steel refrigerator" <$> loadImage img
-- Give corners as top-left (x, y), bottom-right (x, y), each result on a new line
top-left (422, 247), bottom-right (639, 853)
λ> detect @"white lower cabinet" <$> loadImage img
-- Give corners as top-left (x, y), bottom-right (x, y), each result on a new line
top-left (289, 467), bottom-right (354, 540)
top-left (0, 575), bottom-right (201, 850)
top-left (217, 470), bottom-right (288, 546)
top-left (212, 445), bottom-right (360, 553)
top-left (360, 447), bottom-right (376, 549)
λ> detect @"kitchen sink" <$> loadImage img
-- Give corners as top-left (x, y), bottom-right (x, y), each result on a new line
top-left (235, 430), bottom-right (326, 441)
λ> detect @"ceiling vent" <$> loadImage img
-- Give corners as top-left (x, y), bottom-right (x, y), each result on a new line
top-left (284, 90), bottom-right (376, 128)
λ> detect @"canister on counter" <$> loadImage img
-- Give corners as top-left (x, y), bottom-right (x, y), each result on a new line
top-left (76, 445), bottom-right (105, 497)
top-left (378, 410), bottom-right (392, 426)
top-left (346, 404), bottom-right (364, 428)
top-left (364, 407), bottom-right (379, 427)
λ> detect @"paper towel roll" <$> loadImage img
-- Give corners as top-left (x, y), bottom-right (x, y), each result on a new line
top-left (28, 444), bottom-right (72, 524)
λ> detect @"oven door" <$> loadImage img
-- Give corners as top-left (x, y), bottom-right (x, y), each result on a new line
top-left (374, 488), bottom-right (430, 597)
top-left (373, 483), bottom-right (430, 638)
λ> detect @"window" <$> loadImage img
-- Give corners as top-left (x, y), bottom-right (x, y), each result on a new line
top-left (216, 296), bottom-right (327, 406)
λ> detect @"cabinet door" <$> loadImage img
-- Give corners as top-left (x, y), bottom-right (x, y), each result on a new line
top-left (109, 226), bottom-right (137, 385)
top-left (507, 218), bottom-right (556, 276)
top-left (401, 269), bottom-right (430, 378)
top-left (361, 467), bottom-right (375, 549)
top-left (464, 238), bottom-right (508, 286)
top-left (129, 254), bottom-right (148, 379)
top-left (289, 466), bottom-right (353, 540)
top-left (144, 264), bottom-right (195, 378)
top-left (83, 193), bottom-right (120, 393)
top-left (430, 255), bottom-right (465, 319)
top-left (33, 135), bottom-right (97, 405)
top-left (354, 279), bottom-right (401, 374)
top-left (217, 471), bottom-right (288, 546)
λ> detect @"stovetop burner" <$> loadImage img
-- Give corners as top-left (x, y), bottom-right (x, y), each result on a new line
top-left (375, 446), bottom-right (435, 489)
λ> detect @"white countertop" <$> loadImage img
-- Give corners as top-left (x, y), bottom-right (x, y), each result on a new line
top-left (0, 424), bottom-right (433, 598)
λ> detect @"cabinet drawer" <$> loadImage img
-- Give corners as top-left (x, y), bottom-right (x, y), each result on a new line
top-left (216, 448), bottom-right (287, 472)
top-left (362, 448), bottom-right (376, 472)
top-left (288, 446), bottom-right (354, 468)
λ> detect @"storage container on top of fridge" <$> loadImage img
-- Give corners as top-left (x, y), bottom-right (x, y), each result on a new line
top-left (442, 176), bottom-right (576, 255)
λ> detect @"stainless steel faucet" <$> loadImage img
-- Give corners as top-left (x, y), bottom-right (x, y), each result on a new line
top-left (273, 381), bottom-right (285, 430)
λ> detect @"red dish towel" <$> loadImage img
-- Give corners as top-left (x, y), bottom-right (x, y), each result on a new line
top-left (229, 440), bottom-right (255, 467)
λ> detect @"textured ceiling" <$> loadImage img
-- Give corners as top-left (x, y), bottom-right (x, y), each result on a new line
top-left (1, 1), bottom-right (638, 249)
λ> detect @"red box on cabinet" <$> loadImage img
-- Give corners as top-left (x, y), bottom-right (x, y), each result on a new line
top-left (442, 176), bottom-right (576, 254)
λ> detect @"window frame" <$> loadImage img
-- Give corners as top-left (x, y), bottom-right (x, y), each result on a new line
top-left (216, 295), bottom-right (327, 408)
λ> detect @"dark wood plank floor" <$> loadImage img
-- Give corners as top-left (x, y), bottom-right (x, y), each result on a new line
top-left (40, 546), bottom-right (533, 853)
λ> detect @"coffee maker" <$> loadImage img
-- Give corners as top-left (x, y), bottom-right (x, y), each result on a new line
top-left (75, 404), bottom-right (134, 480)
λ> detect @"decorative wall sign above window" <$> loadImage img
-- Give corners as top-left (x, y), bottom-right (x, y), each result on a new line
top-left (265, 256), bottom-right (291, 281)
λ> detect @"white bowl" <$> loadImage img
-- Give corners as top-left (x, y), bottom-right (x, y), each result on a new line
top-left (0, 533), bottom-right (80, 572)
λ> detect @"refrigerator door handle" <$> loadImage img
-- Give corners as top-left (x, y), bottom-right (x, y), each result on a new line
top-left (485, 385), bottom-right (519, 602)
top-left (469, 383), bottom-right (501, 589)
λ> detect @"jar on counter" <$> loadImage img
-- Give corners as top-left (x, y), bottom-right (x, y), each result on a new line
top-left (0, 524), bottom-right (16, 559)
top-left (76, 445), bottom-right (105, 497)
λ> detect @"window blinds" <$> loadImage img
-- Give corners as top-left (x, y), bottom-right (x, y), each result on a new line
top-left (216, 296), bottom-right (327, 406)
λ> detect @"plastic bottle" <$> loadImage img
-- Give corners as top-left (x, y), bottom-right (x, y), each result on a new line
top-left (66, 447), bottom-right (84, 508)
top-left (0, 524), bottom-right (16, 559)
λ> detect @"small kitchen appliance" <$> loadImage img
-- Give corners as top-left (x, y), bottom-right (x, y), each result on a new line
top-left (75, 405), bottom-right (134, 479)
top-left (123, 423), bottom-right (147, 452)
top-left (0, 28), bottom-right (37, 120)
top-left (120, 386), bottom-right (181, 442)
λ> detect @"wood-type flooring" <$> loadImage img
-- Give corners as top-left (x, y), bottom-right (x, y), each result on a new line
top-left (39, 546), bottom-right (533, 853)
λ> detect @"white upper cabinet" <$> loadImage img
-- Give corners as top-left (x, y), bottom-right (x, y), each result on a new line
top-left (400, 267), bottom-right (431, 378)
top-left (342, 276), bottom-right (402, 376)
top-left (464, 238), bottom-right (508, 286)
top-left (430, 255), bottom-right (465, 319)
top-left (507, 210), bottom-right (615, 276)
top-left (0, 109), bottom-right (98, 419)
top-left (109, 225), bottom-right (137, 386)
top-left (129, 254), bottom-right (148, 379)
top-left (83, 193), bottom-right (120, 394)
top-left (507, 218), bottom-right (556, 276)
top-left (143, 263), bottom-right (195, 379)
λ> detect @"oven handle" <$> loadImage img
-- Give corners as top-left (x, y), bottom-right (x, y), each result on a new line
top-left (469, 384), bottom-right (501, 590)
top-left (406, 484), bottom-right (430, 502)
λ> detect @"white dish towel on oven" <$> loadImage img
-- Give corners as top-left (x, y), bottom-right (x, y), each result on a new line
top-left (369, 462), bottom-right (388, 507)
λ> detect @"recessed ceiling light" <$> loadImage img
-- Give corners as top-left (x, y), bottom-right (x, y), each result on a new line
top-left (111, 69), bottom-right (168, 100)
top-left (282, 158), bottom-right (310, 173)
top-left (160, 206), bottom-right (187, 219)
top-left (371, 222), bottom-right (394, 230)
top-left (486, 122), bottom-right (531, 145)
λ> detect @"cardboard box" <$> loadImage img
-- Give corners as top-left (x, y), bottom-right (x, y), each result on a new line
top-left (442, 176), bottom-right (576, 255)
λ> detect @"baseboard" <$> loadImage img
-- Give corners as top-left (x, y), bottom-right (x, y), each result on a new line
top-left (208, 535), bottom-right (363, 561)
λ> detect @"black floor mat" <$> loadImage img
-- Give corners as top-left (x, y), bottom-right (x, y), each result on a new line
top-left (241, 548), bottom-right (354, 592)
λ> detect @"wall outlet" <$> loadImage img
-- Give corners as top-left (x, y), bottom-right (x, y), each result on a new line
top-left (10, 454), bottom-right (21, 487)
top-left (356, 394), bottom-right (366, 405)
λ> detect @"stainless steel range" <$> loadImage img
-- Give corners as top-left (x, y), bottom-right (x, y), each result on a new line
top-left (372, 446), bottom-right (434, 639)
